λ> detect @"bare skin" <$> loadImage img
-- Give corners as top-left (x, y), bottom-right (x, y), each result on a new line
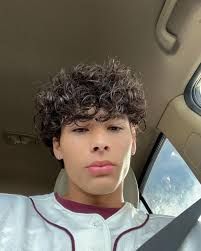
top-left (53, 109), bottom-right (136, 208)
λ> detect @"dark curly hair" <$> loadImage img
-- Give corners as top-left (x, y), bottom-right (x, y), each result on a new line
top-left (33, 57), bottom-right (147, 156)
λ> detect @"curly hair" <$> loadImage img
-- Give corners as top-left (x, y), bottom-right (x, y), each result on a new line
top-left (33, 57), bottom-right (147, 156)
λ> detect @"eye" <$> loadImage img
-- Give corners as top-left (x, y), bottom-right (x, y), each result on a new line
top-left (72, 128), bottom-right (88, 133)
top-left (108, 126), bottom-right (122, 132)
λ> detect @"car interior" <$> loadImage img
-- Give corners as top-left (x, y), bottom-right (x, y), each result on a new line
top-left (0, 0), bottom-right (201, 221)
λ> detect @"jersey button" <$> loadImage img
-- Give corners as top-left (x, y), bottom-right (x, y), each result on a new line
top-left (92, 221), bottom-right (100, 227)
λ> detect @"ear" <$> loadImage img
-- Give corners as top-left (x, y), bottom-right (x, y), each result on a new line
top-left (131, 126), bottom-right (136, 156)
top-left (52, 137), bottom-right (63, 160)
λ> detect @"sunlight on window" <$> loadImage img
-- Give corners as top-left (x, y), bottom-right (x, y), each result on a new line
top-left (141, 139), bottom-right (201, 219)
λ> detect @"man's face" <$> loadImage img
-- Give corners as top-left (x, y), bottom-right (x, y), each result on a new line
top-left (53, 109), bottom-right (136, 196)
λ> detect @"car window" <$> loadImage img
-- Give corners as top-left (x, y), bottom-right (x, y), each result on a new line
top-left (140, 137), bottom-right (201, 219)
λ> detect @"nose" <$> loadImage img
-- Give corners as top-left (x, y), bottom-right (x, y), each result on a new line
top-left (90, 131), bottom-right (110, 153)
top-left (93, 144), bottom-right (109, 153)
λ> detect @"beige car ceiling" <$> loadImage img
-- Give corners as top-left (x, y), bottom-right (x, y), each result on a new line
top-left (0, 0), bottom-right (201, 195)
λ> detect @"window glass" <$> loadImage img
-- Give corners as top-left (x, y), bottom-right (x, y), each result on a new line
top-left (141, 138), bottom-right (201, 218)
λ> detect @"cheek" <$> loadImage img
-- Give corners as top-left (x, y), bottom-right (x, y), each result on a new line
top-left (113, 133), bottom-right (133, 153)
top-left (62, 137), bottom-right (87, 154)
top-left (115, 134), bottom-right (133, 171)
top-left (62, 153), bottom-right (84, 185)
top-left (62, 148), bottom-right (82, 171)
top-left (60, 136), bottom-right (85, 156)
top-left (60, 138), bottom-right (86, 172)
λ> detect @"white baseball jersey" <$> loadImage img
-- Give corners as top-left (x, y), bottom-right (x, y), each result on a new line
top-left (0, 192), bottom-right (200, 251)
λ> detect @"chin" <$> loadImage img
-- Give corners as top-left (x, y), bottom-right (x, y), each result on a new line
top-left (86, 181), bottom-right (120, 195)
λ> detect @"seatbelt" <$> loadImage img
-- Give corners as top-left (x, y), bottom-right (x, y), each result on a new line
top-left (137, 197), bottom-right (201, 251)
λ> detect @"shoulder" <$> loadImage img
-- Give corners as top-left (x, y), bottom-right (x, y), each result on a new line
top-left (126, 203), bottom-right (174, 233)
top-left (0, 193), bottom-right (30, 230)
top-left (147, 213), bottom-right (201, 234)
top-left (0, 192), bottom-right (54, 227)
top-left (0, 192), bottom-right (28, 207)
top-left (0, 192), bottom-right (54, 202)
top-left (126, 202), bottom-right (174, 229)
top-left (141, 212), bottom-right (201, 249)
top-left (148, 213), bottom-right (174, 224)
top-left (0, 192), bottom-right (53, 214)
top-left (29, 192), bottom-right (54, 201)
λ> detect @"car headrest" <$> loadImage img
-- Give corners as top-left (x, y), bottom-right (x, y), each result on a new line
top-left (54, 168), bottom-right (139, 208)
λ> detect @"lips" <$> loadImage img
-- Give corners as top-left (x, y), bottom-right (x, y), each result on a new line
top-left (86, 160), bottom-right (115, 176)
top-left (86, 160), bottom-right (115, 168)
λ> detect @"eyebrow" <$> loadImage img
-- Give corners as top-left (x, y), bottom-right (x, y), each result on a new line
top-left (66, 114), bottom-right (127, 127)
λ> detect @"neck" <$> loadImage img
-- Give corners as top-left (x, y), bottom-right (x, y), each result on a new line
top-left (63, 183), bottom-right (125, 208)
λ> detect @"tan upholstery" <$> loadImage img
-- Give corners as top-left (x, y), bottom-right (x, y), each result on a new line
top-left (54, 168), bottom-right (139, 208)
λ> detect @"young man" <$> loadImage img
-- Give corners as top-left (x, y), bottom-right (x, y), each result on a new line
top-left (0, 58), bottom-right (200, 250)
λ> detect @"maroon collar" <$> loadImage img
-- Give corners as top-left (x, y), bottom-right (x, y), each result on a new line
top-left (54, 192), bottom-right (121, 219)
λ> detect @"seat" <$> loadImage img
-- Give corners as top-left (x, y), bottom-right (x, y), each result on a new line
top-left (54, 168), bottom-right (139, 208)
